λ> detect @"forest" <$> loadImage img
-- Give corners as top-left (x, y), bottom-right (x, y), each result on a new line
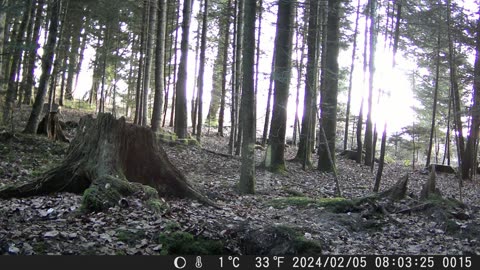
top-left (0, 0), bottom-right (479, 257)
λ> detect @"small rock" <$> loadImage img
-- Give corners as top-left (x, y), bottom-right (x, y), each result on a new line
top-left (44, 230), bottom-right (59, 238)
top-left (8, 244), bottom-right (20, 254)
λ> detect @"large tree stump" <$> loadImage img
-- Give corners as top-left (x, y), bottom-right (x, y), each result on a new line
top-left (0, 113), bottom-right (214, 210)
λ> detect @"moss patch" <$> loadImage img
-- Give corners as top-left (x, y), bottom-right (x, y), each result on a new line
top-left (243, 225), bottom-right (322, 255)
top-left (157, 231), bottom-right (224, 255)
top-left (269, 196), bottom-right (358, 213)
top-left (116, 229), bottom-right (147, 245)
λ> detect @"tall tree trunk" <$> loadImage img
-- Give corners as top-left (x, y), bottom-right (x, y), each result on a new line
top-left (18, 0), bottom-right (36, 106)
top-left (143, 0), bottom-right (157, 126)
top-left (239, 0), bottom-right (256, 194)
top-left (261, 47), bottom-right (275, 146)
top-left (217, 0), bottom-right (232, 136)
top-left (74, 15), bottom-right (89, 94)
top-left (426, 32), bottom-right (441, 168)
top-left (356, 99), bottom-right (364, 163)
top-left (3, 0), bottom-right (31, 124)
top-left (64, 3), bottom-right (83, 101)
top-left (253, 0), bottom-right (263, 97)
top-left (134, 6), bottom-right (147, 125)
top-left (234, 0), bottom-right (245, 156)
top-left (22, 0), bottom-right (44, 105)
top-left (24, 0), bottom-right (60, 134)
top-left (265, 0), bottom-right (295, 173)
top-left (0, 0), bottom-right (7, 100)
top-left (373, 123), bottom-right (386, 192)
top-left (318, 0), bottom-right (341, 172)
top-left (168, 4), bottom-right (181, 128)
top-left (344, 0), bottom-right (361, 151)
top-left (151, 0), bottom-right (167, 132)
top-left (462, 8), bottom-right (480, 180)
top-left (206, 2), bottom-right (228, 127)
top-left (174, 0), bottom-right (193, 139)
top-left (364, 0), bottom-right (377, 167)
top-left (228, 0), bottom-right (239, 154)
top-left (295, 0), bottom-right (318, 166)
top-left (195, 0), bottom-right (208, 142)
top-left (190, 0), bottom-right (202, 135)
top-left (447, 0), bottom-right (465, 176)
top-left (292, 4), bottom-right (307, 147)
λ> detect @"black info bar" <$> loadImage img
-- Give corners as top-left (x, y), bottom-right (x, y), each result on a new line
top-left (0, 255), bottom-right (477, 270)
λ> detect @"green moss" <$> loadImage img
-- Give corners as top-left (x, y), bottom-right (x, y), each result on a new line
top-left (81, 175), bottom-right (136, 212)
top-left (269, 196), bottom-right (358, 213)
top-left (157, 231), bottom-right (224, 255)
top-left (164, 221), bottom-right (181, 231)
top-left (273, 226), bottom-right (322, 255)
top-left (116, 229), bottom-right (147, 245)
top-left (146, 198), bottom-right (169, 214)
top-left (187, 138), bottom-right (200, 146)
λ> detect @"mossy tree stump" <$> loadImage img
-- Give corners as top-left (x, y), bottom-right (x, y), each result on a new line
top-left (0, 113), bottom-right (213, 211)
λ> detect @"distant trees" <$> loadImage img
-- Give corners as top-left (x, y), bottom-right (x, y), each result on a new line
top-left (1, 0), bottom-right (480, 190)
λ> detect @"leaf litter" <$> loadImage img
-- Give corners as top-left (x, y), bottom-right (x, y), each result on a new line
top-left (0, 110), bottom-right (479, 255)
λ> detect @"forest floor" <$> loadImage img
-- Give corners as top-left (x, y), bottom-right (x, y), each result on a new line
top-left (0, 106), bottom-right (480, 255)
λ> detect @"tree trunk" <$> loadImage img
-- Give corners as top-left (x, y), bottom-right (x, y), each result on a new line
top-left (462, 8), bottom-right (480, 180)
top-left (239, 0), bottom-right (256, 194)
top-left (373, 123), bottom-right (387, 192)
top-left (265, 0), bottom-right (295, 173)
top-left (190, 0), bottom-right (202, 135)
top-left (206, 1), bottom-right (228, 127)
top-left (151, 0), bottom-right (167, 132)
top-left (0, 113), bottom-right (213, 210)
top-left (217, 0), bottom-right (232, 136)
top-left (174, 0), bottom-right (193, 139)
top-left (295, 0), bottom-right (317, 166)
top-left (24, 0), bottom-right (60, 134)
top-left (447, 0), bottom-right (465, 176)
top-left (426, 32), bottom-right (441, 168)
top-left (364, 0), bottom-right (377, 167)
top-left (142, 0), bottom-right (157, 126)
top-left (318, 0), bottom-right (341, 172)
top-left (343, 0), bottom-right (361, 151)
top-left (195, 0), bottom-right (208, 142)
top-left (3, 0), bottom-right (31, 124)
top-left (0, 0), bottom-right (7, 100)
top-left (261, 47), bottom-right (275, 146)
top-left (356, 99), bottom-right (364, 163)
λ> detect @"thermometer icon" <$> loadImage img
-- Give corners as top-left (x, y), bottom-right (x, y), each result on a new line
top-left (195, 256), bottom-right (203, 268)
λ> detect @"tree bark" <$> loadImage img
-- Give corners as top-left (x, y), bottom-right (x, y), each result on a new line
top-left (364, 0), bottom-right (377, 167)
top-left (265, 0), bottom-right (295, 173)
top-left (318, 0), bottom-right (341, 172)
top-left (295, 0), bottom-right (318, 166)
top-left (462, 7), bottom-right (480, 180)
top-left (195, 0), bottom-right (208, 142)
top-left (217, 0), bottom-right (232, 136)
top-left (151, 0), bottom-right (167, 132)
top-left (343, 0), bottom-right (361, 151)
top-left (239, 0), bottom-right (256, 194)
top-left (426, 32), bottom-right (441, 168)
top-left (174, 0), bottom-right (193, 139)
